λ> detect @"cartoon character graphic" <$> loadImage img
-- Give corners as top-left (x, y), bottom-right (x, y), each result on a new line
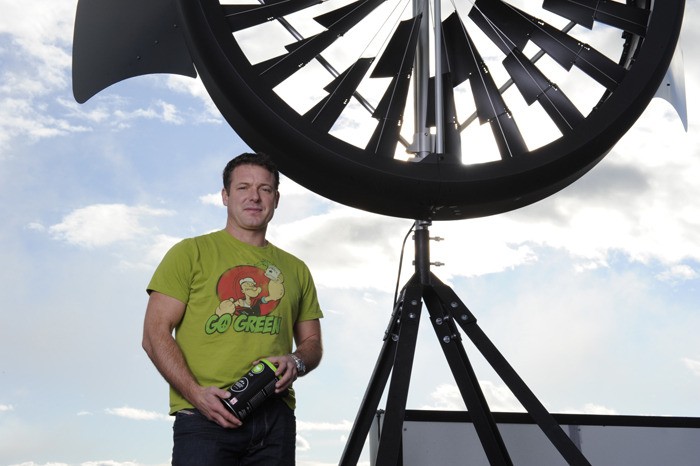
top-left (215, 264), bottom-right (284, 316)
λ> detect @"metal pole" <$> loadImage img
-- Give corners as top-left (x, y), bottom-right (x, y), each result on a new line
top-left (414, 220), bottom-right (432, 285)
top-left (433, 0), bottom-right (444, 153)
top-left (409, 0), bottom-right (432, 159)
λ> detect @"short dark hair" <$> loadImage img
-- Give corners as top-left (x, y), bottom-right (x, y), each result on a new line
top-left (222, 152), bottom-right (280, 193)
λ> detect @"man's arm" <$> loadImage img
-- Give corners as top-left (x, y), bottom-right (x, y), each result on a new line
top-left (293, 318), bottom-right (323, 373)
top-left (142, 291), bottom-right (241, 428)
top-left (267, 318), bottom-right (323, 393)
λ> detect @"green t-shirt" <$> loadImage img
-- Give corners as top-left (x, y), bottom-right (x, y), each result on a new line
top-left (147, 230), bottom-right (323, 414)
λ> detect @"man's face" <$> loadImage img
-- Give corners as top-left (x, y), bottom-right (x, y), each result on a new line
top-left (222, 164), bottom-right (279, 235)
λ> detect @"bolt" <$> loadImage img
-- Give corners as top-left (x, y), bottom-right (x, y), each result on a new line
top-left (435, 318), bottom-right (443, 325)
top-left (442, 336), bottom-right (451, 343)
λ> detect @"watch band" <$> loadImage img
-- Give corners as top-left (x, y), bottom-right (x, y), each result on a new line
top-left (289, 353), bottom-right (306, 376)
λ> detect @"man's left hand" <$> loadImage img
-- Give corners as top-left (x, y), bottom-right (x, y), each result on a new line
top-left (256, 354), bottom-right (297, 394)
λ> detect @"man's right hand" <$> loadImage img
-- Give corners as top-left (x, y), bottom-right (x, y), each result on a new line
top-left (143, 292), bottom-right (242, 429)
top-left (191, 385), bottom-right (243, 429)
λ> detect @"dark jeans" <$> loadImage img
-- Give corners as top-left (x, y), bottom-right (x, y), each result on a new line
top-left (172, 398), bottom-right (296, 466)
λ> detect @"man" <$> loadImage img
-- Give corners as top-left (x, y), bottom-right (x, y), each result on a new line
top-left (142, 152), bottom-right (323, 465)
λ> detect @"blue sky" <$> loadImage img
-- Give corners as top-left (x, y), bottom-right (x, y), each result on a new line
top-left (1, 1), bottom-right (699, 465)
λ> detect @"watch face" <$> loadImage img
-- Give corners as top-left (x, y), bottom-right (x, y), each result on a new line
top-left (292, 354), bottom-right (305, 374)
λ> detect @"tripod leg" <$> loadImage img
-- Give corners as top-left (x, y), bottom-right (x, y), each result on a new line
top-left (374, 275), bottom-right (424, 466)
top-left (424, 289), bottom-right (513, 466)
top-left (339, 275), bottom-right (422, 466)
top-left (423, 287), bottom-right (513, 466)
top-left (429, 273), bottom-right (592, 466)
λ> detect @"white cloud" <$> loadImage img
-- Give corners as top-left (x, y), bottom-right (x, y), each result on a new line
top-left (560, 403), bottom-right (618, 415)
top-left (0, 1), bottom-right (79, 149)
top-left (431, 218), bottom-right (541, 278)
top-left (57, 94), bottom-right (193, 131)
top-left (682, 358), bottom-right (700, 377)
top-left (112, 101), bottom-right (185, 125)
top-left (104, 406), bottom-right (171, 422)
top-left (7, 463), bottom-right (70, 466)
top-left (0, 4), bottom-right (208, 153)
top-left (657, 264), bottom-right (698, 283)
top-left (269, 206), bottom-right (409, 290)
top-left (0, 404), bottom-right (14, 412)
top-left (296, 434), bottom-right (311, 452)
top-left (480, 381), bottom-right (527, 412)
top-left (159, 101), bottom-right (182, 124)
top-left (47, 204), bottom-right (173, 248)
top-left (422, 383), bottom-right (619, 416)
top-left (0, 1), bottom-right (74, 80)
top-left (143, 233), bottom-right (183, 265)
top-left (421, 382), bottom-right (524, 412)
top-left (421, 383), bottom-right (466, 411)
top-left (109, 233), bottom-right (182, 271)
top-left (165, 75), bottom-right (223, 123)
top-left (199, 193), bottom-right (223, 206)
top-left (0, 95), bottom-right (91, 148)
top-left (297, 420), bottom-right (353, 432)
top-left (81, 462), bottom-right (144, 466)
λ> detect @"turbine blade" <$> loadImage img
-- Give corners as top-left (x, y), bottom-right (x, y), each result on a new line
top-left (542, 0), bottom-right (649, 36)
top-left (503, 49), bottom-right (584, 133)
top-left (253, 0), bottom-right (385, 87)
top-left (224, 0), bottom-right (323, 32)
top-left (314, 0), bottom-right (387, 29)
top-left (72, 0), bottom-right (195, 103)
top-left (304, 57), bottom-right (374, 132)
top-left (367, 16), bottom-right (422, 157)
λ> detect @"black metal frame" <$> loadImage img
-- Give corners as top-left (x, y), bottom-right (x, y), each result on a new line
top-left (340, 221), bottom-right (591, 466)
top-left (72, 0), bottom-right (684, 220)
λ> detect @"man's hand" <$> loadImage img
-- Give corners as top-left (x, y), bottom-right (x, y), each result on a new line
top-left (143, 292), bottom-right (243, 429)
top-left (260, 354), bottom-right (298, 394)
top-left (257, 319), bottom-right (323, 394)
top-left (190, 385), bottom-right (243, 429)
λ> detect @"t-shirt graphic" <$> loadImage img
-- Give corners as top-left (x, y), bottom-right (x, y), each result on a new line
top-left (216, 263), bottom-right (284, 316)
top-left (207, 263), bottom-right (285, 336)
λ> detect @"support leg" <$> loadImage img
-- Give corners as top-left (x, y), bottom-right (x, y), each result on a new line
top-left (423, 286), bottom-right (513, 465)
top-left (339, 275), bottom-right (423, 466)
top-left (375, 276), bottom-right (424, 465)
top-left (429, 272), bottom-right (592, 466)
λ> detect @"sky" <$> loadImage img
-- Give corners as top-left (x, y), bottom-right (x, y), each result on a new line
top-left (0, 1), bottom-right (698, 465)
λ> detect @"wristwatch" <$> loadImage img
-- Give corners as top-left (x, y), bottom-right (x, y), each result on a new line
top-left (289, 353), bottom-right (306, 376)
